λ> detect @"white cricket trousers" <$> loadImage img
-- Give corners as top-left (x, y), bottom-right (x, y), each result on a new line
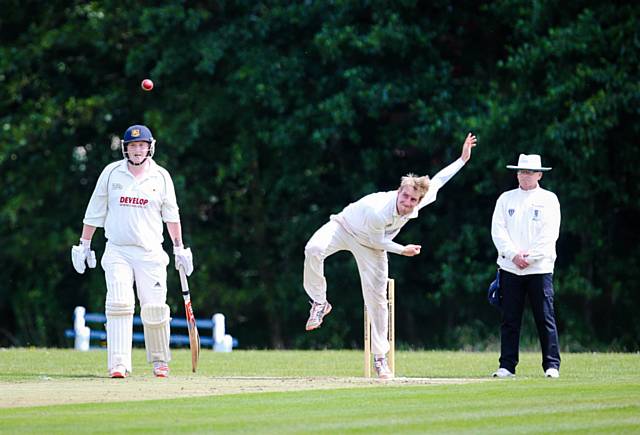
top-left (304, 220), bottom-right (390, 356)
top-left (101, 242), bottom-right (170, 372)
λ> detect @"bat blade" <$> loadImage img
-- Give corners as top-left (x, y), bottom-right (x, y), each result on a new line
top-left (184, 299), bottom-right (200, 373)
top-left (179, 267), bottom-right (200, 373)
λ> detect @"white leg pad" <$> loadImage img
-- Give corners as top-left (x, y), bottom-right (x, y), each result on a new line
top-left (141, 303), bottom-right (172, 363)
top-left (103, 253), bottom-right (136, 373)
top-left (105, 303), bottom-right (135, 373)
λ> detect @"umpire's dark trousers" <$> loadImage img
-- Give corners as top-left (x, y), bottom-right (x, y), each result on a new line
top-left (499, 270), bottom-right (561, 373)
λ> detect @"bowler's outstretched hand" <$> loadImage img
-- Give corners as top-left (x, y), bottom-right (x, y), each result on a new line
top-left (460, 132), bottom-right (477, 163)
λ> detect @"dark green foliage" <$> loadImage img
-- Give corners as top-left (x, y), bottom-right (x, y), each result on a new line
top-left (0, 1), bottom-right (638, 350)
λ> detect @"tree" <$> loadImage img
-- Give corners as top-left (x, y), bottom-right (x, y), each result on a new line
top-left (1, 1), bottom-right (638, 351)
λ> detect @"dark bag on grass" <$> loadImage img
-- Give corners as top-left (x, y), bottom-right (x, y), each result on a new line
top-left (487, 269), bottom-right (502, 309)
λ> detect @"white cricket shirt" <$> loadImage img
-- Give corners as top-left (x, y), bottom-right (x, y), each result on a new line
top-left (333, 158), bottom-right (466, 254)
top-left (83, 159), bottom-right (180, 251)
top-left (491, 186), bottom-right (561, 275)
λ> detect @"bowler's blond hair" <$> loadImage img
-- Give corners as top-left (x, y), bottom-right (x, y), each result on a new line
top-left (399, 173), bottom-right (430, 199)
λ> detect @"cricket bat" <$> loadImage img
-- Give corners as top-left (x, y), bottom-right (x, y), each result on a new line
top-left (178, 266), bottom-right (200, 372)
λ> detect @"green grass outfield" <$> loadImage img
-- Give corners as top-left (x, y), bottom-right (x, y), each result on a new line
top-left (0, 349), bottom-right (638, 433)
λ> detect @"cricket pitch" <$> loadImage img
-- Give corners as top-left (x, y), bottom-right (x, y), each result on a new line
top-left (1, 376), bottom-right (487, 408)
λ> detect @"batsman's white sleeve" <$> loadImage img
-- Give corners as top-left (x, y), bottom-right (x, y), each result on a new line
top-left (83, 164), bottom-right (114, 227)
top-left (160, 168), bottom-right (180, 223)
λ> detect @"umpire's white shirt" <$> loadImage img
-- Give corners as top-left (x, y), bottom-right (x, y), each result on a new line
top-left (83, 159), bottom-right (180, 251)
top-left (334, 158), bottom-right (465, 254)
top-left (491, 186), bottom-right (560, 275)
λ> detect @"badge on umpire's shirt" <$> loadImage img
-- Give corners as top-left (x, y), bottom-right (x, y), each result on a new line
top-left (508, 209), bottom-right (515, 216)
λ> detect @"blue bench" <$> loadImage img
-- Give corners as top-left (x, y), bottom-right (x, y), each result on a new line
top-left (65, 306), bottom-right (237, 351)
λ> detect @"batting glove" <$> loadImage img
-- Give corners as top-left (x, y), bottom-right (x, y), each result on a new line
top-left (71, 238), bottom-right (97, 274)
top-left (174, 246), bottom-right (194, 276)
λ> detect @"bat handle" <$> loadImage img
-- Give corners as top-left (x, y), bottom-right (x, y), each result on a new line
top-left (178, 266), bottom-right (191, 301)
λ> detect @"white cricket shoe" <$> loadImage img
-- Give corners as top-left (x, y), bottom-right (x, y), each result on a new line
top-left (545, 368), bottom-right (560, 378)
top-left (374, 356), bottom-right (394, 380)
top-left (153, 361), bottom-right (169, 378)
top-left (492, 368), bottom-right (515, 378)
top-left (305, 301), bottom-right (332, 331)
top-left (110, 364), bottom-right (128, 379)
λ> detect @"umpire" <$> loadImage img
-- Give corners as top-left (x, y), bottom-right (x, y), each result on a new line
top-left (490, 154), bottom-right (561, 378)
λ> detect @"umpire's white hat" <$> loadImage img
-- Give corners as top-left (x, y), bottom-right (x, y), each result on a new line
top-left (506, 154), bottom-right (552, 171)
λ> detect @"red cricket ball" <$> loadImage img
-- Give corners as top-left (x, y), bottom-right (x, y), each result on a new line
top-left (141, 79), bottom-right (154, 91)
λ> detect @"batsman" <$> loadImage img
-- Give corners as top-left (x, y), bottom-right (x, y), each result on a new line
top-left (303, 132), bottom-right (477, 379)
top-left (71, 125), bottom-right (194, 378)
